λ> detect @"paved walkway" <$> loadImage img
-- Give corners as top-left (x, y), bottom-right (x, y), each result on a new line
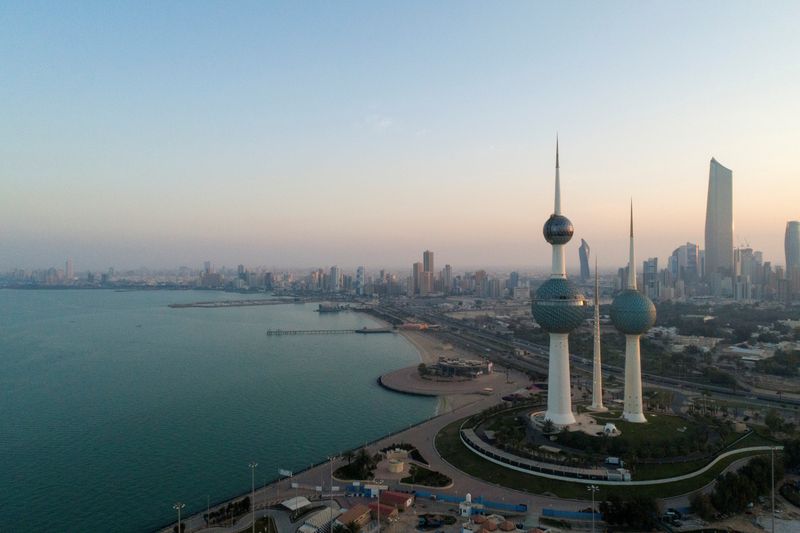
top-left (380, 365), bottom-right (515, 396)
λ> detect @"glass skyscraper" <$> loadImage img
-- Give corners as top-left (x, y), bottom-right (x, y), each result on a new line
top-left (578, 239), bottom-right (591, 281)
top-left (786, 221), bottom-right (800, 274)
top-left (704, 158), bottom-right (733, 279)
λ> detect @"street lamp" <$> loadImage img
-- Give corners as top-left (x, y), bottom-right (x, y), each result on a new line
top-left (771, 447), bottom-right (777, 533)
top-left (249, 462), bottom-right (258, 533)
top-left (328, 456), bottom-right (337, 532)
top-left (173, 502), bottom-right (185, 533)
top-left (587, 485), bottom-right (599, 533)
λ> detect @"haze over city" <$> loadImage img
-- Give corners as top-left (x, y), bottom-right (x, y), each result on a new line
top-left (2, 1), bottom-right (799, 271)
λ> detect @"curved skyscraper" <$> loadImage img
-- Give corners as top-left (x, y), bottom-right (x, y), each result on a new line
top-left (531, 141), bottom-right (586, 427)
top-left (610, 204), bottom-right (656, 423)
top-left (786, 221), bottom-right (800, 274)
top-left (578, 239), bottom-right (591, 281)
top-left (704, 158), bottom-right (733, 280)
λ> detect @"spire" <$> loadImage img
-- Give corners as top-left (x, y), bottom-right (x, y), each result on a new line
top-left (628, 199), bottom-right (637, 289)
top-left (630, 200), bottom-right (634, 238)
top-left (591, 255), bottom-right (605, 411)
top-left (594, 257), bottom-right (599, 310)
top-left (554, 136), bottom-right (561, 215)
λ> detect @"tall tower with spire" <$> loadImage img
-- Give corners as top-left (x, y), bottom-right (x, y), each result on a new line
top-left (589, 259), bottom-right (607, 412)
top-left (610, 203), bottom-right (656, 423)
top-left (531, 140), bottom-right (586, 427)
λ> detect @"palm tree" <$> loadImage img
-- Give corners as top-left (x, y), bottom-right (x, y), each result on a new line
top-left (343, 449), bottom-right (354, 465)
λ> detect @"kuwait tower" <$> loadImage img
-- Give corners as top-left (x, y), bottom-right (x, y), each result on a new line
top-left (531, 141), bottom-right (586, 427)
top-left (610, 204), bottom-right (656, 423)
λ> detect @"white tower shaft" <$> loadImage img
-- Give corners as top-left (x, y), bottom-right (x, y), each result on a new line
top-left (545, 333), bottom-right (577, 426)
top-left (623, 335), bottom-right (646, 422)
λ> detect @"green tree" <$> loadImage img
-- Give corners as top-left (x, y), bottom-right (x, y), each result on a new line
top-left (765, 409), bottom-right (784, 434)
top-left (689, 492), bottom-right (716, 521)
top-left (343, 449), bottom-right (354, 465)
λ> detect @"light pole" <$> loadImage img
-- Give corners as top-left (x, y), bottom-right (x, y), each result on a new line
top-left (771, 447), bottom-right (776, 533)
top-left (173, 502), bottom-right (185, 533)
top-left (587, 485), bottom-right (599, 533)
top-left (328, 456), bottom-right (337, 532)
top-left (249, 461), bottom-right (258, 533)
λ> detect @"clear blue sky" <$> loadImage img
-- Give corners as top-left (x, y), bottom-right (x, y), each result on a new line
top-left (2, 1), bottom-right (799, 271)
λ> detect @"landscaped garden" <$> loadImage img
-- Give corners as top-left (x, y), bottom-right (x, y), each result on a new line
top-left (435, 414), bottom-right (779, 499)
top-left (401, 464), bottom-right (452, 487)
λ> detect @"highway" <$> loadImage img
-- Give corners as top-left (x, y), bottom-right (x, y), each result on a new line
top-left (383, 303), bottom-right (800, 409)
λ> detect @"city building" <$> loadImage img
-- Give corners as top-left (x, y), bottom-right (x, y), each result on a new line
top-left (65, 259), bottom-right (73, 282)
top-left (355, 266), bottom-right (365, 296)
top-left (334, 504), bottom-right (371, 530)
top-left (610, 204), bottom-right (656, 423)
top-left (329, 266), bottom-right (341, 292)
top-left (704, 158), bottom-right (734, 282)
top-left (786, 221), bottom-right (800, 297)
top-left (668, 242), bottom-right (700, 283)
top-left (642, 257), bottom-right (658, 300)
top-left (578, 239), bottom-right (591, 281)
top-left (442, 264), bottom-right (453, 294)
top-left (530, 140), bottom-right (586, 427)
top-left (412, 262), bottom-right (423, 295)
top-left (423, 250), bottom-right (434, 274)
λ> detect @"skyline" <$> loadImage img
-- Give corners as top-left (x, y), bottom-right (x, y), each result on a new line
top-left (3, 2), bottom-right (800, 270)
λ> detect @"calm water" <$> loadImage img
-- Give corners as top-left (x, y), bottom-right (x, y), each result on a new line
top-left (0, 290), bottom-right (434, 532)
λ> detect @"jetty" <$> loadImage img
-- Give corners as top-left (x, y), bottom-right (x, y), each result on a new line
top-left (169, 298), bottom-right (304, 308)
top-left (266, 327), bottom-right (393, 336)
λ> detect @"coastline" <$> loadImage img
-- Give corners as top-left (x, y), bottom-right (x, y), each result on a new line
top-left (155, 313), bottom-right (509, 533)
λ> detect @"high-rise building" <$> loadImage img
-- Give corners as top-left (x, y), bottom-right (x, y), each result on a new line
top-left (578, 239), bottom-right (591, 281)
top-left (65, 259), bottom-right (73, 282)
top-left (355, 266), bottom-right (365, 296)
top-left (530, 140), bottom-right (586, 427)
top-left (668, 242), bottom-right (700, 282)
top-left (412, 262), bottom-right (423, 295)
top-left (610, 204), bottom-right (656, 424)
top-left (329, 266), bottom-right (341, 292)
top-left (423, 250), bottom-right (434, 274)
top-left (442, 264), bottom-right (452, 294)
top-left (704, 158), bottom-right (734, 280)
top-left (642, 257), bottom-right (658, 300)
top-left (419, 271), bottom-right (434, 296)
top-left (786, 221), bottom-right (800, 278)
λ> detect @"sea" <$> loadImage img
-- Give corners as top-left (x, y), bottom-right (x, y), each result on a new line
top-left (0, 289), bottom-right (435, 532)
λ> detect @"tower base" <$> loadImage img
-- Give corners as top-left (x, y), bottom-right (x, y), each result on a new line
top-left (623, 334), bottom-right (647, 424)
top-left (544, 332), bottom-right (576, 427)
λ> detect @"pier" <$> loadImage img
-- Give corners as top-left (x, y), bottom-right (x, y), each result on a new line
top-left (169, 298), bottom-right (305, 308)
top-left (266, 327), bottom-right (393, 336)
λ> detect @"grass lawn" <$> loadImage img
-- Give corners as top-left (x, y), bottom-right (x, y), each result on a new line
top-left (236, 516), bottom-right (277, 533)
top-left (435, 417), bottom-right (774, 500)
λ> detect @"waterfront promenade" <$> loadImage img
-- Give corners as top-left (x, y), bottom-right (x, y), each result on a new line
top-left (156, 328), bottom-right (753, 533)
top-left (162, 359), bottom-right (749, 533)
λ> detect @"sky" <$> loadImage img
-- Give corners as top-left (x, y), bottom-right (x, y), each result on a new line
top-left (2, 1), bottom-right (799, 272)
